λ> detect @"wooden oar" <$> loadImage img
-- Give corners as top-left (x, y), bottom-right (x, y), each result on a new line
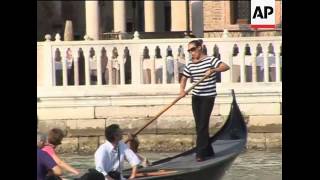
top-left (125, 73), bottom-right (211, 143)
top-left (135, 170), bottom-right (178, 177)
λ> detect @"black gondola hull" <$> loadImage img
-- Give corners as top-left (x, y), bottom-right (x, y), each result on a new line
top-left (122, 90), bottom-right (247, 180)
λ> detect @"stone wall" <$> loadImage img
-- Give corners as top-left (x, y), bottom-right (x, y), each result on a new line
top-left (37, 84), bottom-right (282, 153)
top-left (54, 132), bottom-right (281, 154)
top-left (39, 114), bottom-right (281, 154)
top-left (39, 116), bottom-right (282, 153)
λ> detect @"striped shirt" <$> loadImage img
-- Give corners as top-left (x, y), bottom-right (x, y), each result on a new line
top-left (183, 56), bottom-right (222, 97)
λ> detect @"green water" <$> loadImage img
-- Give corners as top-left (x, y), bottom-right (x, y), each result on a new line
top-left (60, 150), bottom-right (282, 180)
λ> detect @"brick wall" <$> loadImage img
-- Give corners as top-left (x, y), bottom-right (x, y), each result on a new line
top-left (203, 1), bottom-right (226, 30)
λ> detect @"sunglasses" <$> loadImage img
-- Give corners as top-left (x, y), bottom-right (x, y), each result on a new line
top-left (187, 46), bottom-right (198, 53)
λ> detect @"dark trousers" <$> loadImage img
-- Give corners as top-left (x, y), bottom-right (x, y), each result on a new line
top-left (192, 95), bottom-right (215, 158)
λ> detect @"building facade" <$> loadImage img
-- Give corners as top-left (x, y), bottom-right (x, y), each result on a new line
top-left (37, 1), bottom-right (282, 41)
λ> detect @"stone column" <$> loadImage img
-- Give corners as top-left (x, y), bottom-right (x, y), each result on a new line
top-left (224, 1), bottom-right (232, 26)
top-left (170, 0), bottom-right (187, 31)
top-left (155, 1), bottom-right (165, 32)
top-left (275, 0), bottom-right (282, 25)
top-left (144, 0), bottom-right (156, 32)
top-left (85, 1), bottom-right (100, 40)
top-left (191, 1), bottom-right (203, 37)
top-left (113, 1), bottom-right (126, 32)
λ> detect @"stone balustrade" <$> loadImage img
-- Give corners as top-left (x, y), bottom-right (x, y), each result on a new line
top-left (37, 34), bottom-right (282, 87)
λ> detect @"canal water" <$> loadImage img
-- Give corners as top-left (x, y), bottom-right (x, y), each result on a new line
top-left (60, 150), bottom-right (282, 180)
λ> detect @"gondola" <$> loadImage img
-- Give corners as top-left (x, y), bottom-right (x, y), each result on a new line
top-left (122, 89), bottom-right (248, 180)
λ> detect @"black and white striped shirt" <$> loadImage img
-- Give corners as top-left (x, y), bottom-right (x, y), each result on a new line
top-left (183, 56), bottom-right (222, 97)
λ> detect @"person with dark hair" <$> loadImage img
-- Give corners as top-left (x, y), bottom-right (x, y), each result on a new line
top-left (126, 133), bottom-right (150, 168)
top-left (94, 124), bottom-right (140, 180)
top-left (37, 133), bottom-right (62, 180)
top-left (42, 128), bottom-right (80, 176)
top-left (37, 133), bottom-right (47, 149)
top-left (180, 39), bottom-right (230, 162)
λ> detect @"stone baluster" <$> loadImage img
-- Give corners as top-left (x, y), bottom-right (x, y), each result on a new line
top-left (162, 55), bottom-right (167, 85)
top-left (150, 55), bottom-right (156, 84)
top-left (61, 49), bottom-right (68, 86)
top-left (108, 54), bottom-right (113, 85)
top-left (173, 55), bottom-right (179, 84)
top-left (140, 53), bottom-right (144, 84)
top-left (119, 48), bottom-right (125, 85)
top-left (82, 48), bottom-right (91, 85)
top-left (96, 47), bottom-right (102, 85)
top-left (263, 44), bottom-right (269, 82)
top-left (251, 43), bottom-right (257, 82)
top-left (239, 44), bottom-right (246, 83)
top-left (71, 47), bottom-right (79, 86)
top-left (275, 43), bottom-right (281, 82)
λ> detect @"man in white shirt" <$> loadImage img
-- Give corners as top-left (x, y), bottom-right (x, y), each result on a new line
top-left (95, 124), bottom-right (140, 180)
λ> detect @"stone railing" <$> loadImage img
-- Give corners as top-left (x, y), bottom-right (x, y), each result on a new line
top-left (37, 34), bottom-right (282, 87)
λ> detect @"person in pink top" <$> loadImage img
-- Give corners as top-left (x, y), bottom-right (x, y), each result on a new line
top-left (42, 128), bottom-right (80, 176)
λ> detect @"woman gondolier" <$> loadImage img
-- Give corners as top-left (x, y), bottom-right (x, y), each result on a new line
top-left (179, 39), bottom-right (230, 162)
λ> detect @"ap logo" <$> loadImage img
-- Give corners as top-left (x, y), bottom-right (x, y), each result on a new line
top-left (251, 0), bottom-right (275, 29)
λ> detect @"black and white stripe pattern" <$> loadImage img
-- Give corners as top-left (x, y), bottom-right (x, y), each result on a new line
top-left (183, 56), bottom-right (222, 96)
